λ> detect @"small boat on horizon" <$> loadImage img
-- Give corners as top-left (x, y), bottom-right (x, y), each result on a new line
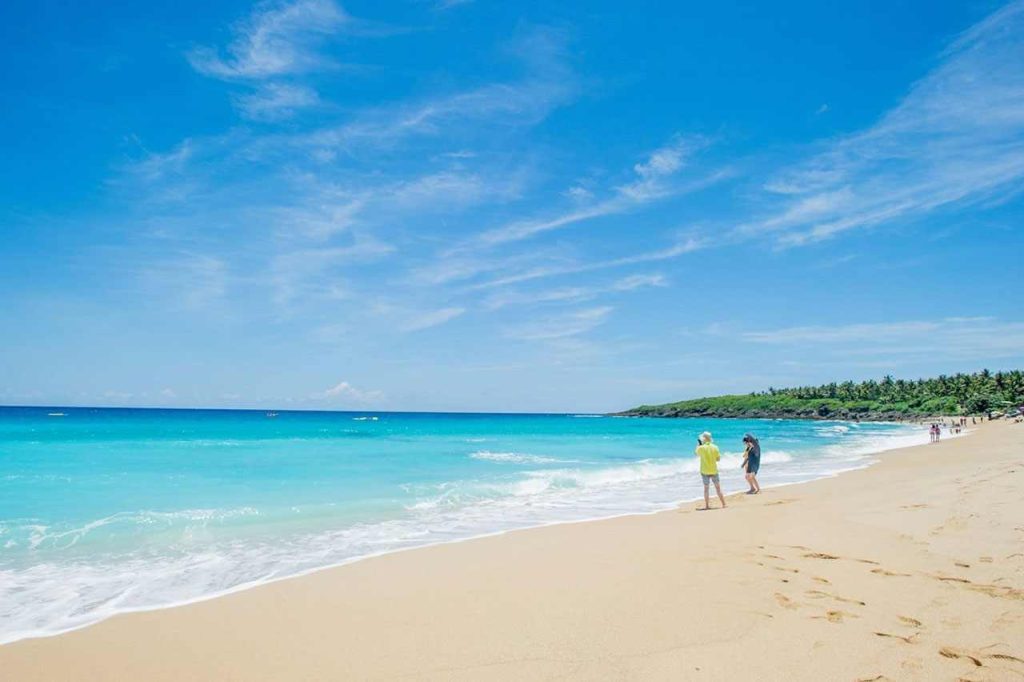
top-left (266, 412), bottom-right (278, 418)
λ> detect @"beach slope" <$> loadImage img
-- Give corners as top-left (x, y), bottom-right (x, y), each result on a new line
top-left (2, 422), bottom-right (1022, 681)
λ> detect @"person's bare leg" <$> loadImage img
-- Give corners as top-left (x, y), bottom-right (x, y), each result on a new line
top-left (751, 474), bottom-right (760, 493)
top-left (745, 472), bottom-right (755, 493)
top-left (714, 479), bottom-right (726, 508)
top-left (702, 482), bottom-right (710, 510)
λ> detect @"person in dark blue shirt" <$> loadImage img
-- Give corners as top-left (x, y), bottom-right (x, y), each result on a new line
top-left (741, 433), bottom-right (761, 495)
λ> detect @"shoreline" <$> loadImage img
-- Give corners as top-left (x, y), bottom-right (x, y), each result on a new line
top-left (0, 420), bottom-right (933, 647)
top-left (4, 420), bottom-right (1020, 680)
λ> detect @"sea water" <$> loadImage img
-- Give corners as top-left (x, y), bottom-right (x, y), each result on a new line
top-left (0, 407), bottom-right (928, 643)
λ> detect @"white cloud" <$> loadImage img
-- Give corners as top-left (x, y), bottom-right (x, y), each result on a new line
top-left (473, 136), bottom-right (716, 246)
top-left (188, 0), bottom-right (349, 79)
top-left (749, 1), bottom-right (1024, 246)
top-left (272, 198), bottom-right (365, 240)
top-left (303, 26), bottom-right (577, 153)
top-left (130, 140), bottom-right (194, 182)
top-left (507, 306), bottom-right (613, 340)
top-left (389, 171), bottom-right (521, 209)
top-left (563, 185), bottom-right (594, 202)
top-left (313, 380), bottom-right (384, 404)
top-left (743, 321), bottom-right (940, 344)
top-left (400, 306), bottom-right (466, 332)
top-left (621, 136), bottom-right (701, 200)
top-left (483, 273), bottom-right (666, 309)
top-left (742, 317), bottom-right (1024, 360)
top-left (235, 83), bottom-right (320, 120)
top-left (472, 237), bottom-right (703, 289)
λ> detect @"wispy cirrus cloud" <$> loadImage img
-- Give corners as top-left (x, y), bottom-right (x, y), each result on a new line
top-left (483, 273), bottom-right (667, 310)
top-left (747, 0), bottom-right (1024, 246)
top-left (302, 26), bottom-right (577, 154)
top-left (407, 135), bottom-right (720, 296)
top-left (742, 317), bottom-right (1024, 360)
top-left (470, 236), bottom-right (703, 290)
top-left (400, 306), bottom-right (466, 332)
top-left (188, 0), bottom-right (350, 79)
top-left (235, 83), bottom-right (320, 121)
top-left (473, 136), bottom-right (721, 247)
top-left (743, 320), bottom-right (942, 344)
top-left (507, 306), bottom-right (613, 341)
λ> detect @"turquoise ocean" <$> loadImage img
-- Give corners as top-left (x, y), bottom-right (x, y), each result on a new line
top-left (0, 406), bottom-right (928, 643)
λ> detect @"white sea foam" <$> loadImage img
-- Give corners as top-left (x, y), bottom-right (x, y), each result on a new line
top-left (815, 424), bottom-right (850, 435)
top-left (3, 507), bottom-right (262, 551)
top-left (469, 450), bottom-right (567, 465)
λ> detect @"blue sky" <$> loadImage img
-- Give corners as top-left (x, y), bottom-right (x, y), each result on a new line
top-left (2, 0), bottom-right (1023, 412)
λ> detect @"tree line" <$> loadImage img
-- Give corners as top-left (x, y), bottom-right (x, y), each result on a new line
top-left (758, 369), bottom-right (1024, 415)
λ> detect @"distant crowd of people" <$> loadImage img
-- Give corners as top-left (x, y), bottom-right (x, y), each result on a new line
top-left (929, 416), bottom-right (971, 442)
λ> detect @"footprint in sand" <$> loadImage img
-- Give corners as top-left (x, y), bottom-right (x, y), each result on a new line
top-left (803, 552), bottom-right (840, 560)
top-left (774, 593), bottom-right (798, 610)
top-left (813, 609), bottom-right (858, 623)
top-left (938, 647), bottom-right (983, 667)
top-left (966, 583), bottom-right (1024, 601)
top-left (933, 574), bottom-right (972, 584)
top-left (806, 589), bottom-right (866, 606)
top-left (812, 576), bottom-right (831, 584)
top-left (901, 504), bottom-right (928, 509)
top-left (872, 568), bottom-right (912, 577)
top-left (874, 631), bottom-right (917, 644)
top-left (898, 616), bottom-right (923, 628)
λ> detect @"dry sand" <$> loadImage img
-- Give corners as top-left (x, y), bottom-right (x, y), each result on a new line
top-left (2, 420), bottom-right (1022, 681)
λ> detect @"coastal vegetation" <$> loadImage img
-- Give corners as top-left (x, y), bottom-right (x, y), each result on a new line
top-left (619, 370), bottom-right (1024, 420)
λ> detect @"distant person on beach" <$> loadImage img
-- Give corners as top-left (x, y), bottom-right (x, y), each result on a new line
top-left (741, 433), bottom-right (761, 495)
top-left (695, 432), bottom-right (726, 510)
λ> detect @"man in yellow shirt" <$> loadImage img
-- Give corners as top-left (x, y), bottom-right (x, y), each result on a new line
top-left (695, 431), bottom-right (726, 510)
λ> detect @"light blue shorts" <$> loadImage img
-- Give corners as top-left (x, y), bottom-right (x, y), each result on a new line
top-left (701, 473), bottom-right (720, 485)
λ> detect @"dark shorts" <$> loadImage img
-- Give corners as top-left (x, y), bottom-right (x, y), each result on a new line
top-left (746, 457), bottom-right (760, 474)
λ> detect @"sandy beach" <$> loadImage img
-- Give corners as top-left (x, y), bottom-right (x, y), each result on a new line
top-left (2, 420), bottom-right (1021, 681)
